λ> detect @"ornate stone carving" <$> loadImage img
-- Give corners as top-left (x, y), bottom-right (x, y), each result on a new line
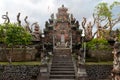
top-left (112, 42), bottom-right (120, 80)
top-left (24, 16), bottom-right (32, 33)
top-left (50, 13), bottom-right (54, 20)
top-left (32, 22), bottom-right (41, 41)
top-left (2, 12), bottom-right (10, 24)
top-left (44, 5), bottom-right (82, 49)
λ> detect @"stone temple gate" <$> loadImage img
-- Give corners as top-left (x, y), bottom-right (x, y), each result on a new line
top-left (43, 5), bottom-right (87, 80)
top-left (44, 5), bottom-right (82, 51)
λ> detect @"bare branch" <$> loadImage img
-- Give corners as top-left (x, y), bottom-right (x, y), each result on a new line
top-left (103, 22), bottom-right (109, 29)
top-left (99, 16), bottom-right (107, 22)
top-left (92, 13), bottom-right (96, 27)
top-left (108, 17), bottom-right (112, 31)
top-left (112, 16), bottom-right (120, 27)
top-left (92, 31), bottom-right (97, 38)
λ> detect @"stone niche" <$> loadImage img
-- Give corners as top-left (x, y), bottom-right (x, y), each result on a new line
top-left (0, 48), bottom-right (37, 61)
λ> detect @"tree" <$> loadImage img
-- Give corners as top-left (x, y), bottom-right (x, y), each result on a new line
top-left (94, 1), bottom-right (120, 38)
top-left (0, 23), bottom-right (32, 64)
top-left (0, 24), bottom-right (5, 43)
top-left (81, 16), bottom-right (97, 41)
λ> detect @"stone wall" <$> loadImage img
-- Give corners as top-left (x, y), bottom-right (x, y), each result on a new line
top-left (86, 65), bottom-right (112, 80)
top-left (0, 65), bottom-right (40, 80)
top-left (0, 48), bottom-right (37, 61)
top-left (0, 65), bottom-right (112, 80)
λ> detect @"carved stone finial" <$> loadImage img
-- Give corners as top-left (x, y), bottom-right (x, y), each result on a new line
top-left (51, 13), bottom-right (54, 19)
top-left (31, 22), bottom-right (41, 41)
top-left (17, 12), bottom-right (21, 26)
top-left (24, 16), bottom-right (32, 33)
top-left (45, 21), bottom-right (49, 28)
top-left (62, 4), bottom-right (64, 8)
top-left (32, 22), bottom-right (40, 32)
top-left (2, 12), bottom-right (10, 24)
top-left (70, 14), bottom-right (74, 20)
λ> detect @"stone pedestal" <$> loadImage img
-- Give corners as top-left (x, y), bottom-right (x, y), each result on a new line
top-left (77, 65), bottom-right (88, 80)
top-left (38, 64), bottom-right (49, 80)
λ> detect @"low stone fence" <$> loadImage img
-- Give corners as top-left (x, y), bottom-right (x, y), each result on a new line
top-left (0, 65), bottom-right (40, 80)
top-left (0, 48), bottom-right (37, 61)
top-left (86, 65), bottom-right (112, 80)
top-left (0, 65), bottom-right (112, 80)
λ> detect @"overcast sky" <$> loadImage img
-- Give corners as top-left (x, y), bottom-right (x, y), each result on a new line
top-left (0, 0), bottom-right (120, 32)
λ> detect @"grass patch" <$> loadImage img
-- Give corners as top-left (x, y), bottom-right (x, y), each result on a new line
top-left (0, 61), bottom-right (41, 65)
top-left (86, 61), bottom-right (113, 65)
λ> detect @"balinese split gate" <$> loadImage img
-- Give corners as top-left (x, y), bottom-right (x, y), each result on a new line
top-left (43, 5), bottom-right (87, 80)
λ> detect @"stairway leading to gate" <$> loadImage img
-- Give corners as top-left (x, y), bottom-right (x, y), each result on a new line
top-left (49, 48), bottom-right (76, 80)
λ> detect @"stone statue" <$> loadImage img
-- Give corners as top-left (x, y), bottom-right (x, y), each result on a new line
top-left (112, 42), bottom-right (120, 80)
top-left (86, 22), bottom-right (93, 39)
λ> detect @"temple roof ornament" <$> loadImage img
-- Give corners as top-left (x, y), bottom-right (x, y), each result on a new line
top-left (32, 22), bottom-right (41, 41)
top-left (58, 4), bottom-right (68, 12)
top-left (50, 13), bottom-right (54, 20)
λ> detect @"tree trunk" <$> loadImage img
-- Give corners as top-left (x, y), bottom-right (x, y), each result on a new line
top-left (21, 45), bottom-right (26, 61)
top-left (3, 44), bottom-right (11, 64)
top-left (9, 45), bottom-right (14, 64)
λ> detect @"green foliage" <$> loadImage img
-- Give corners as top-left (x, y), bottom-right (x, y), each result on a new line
top-left (86, 38), bottom-right (110, 50)
top-left (95, 1), bottom-right (120, 20)
top-left (0, 61), bottom-right (41, 65)
top-left (0, 23), bottom-right (32, 46)
top-left (86, 61), bottom-right (113, 65)
top-left (95, 2), bottom-right (112, 18)
top-left (110, 1), bottom-right (120, 9)
top-left (0, 24), bottom-right (6, 43)
top-left (113, 29), bottom-right (120, 42)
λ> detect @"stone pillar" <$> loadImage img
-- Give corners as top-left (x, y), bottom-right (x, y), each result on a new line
top-left (77, 65), bottom-right (87, 80)
top-left (111, 42), bottom-right (120, 80)
top-left (77, 49), bottom-right (87, 80)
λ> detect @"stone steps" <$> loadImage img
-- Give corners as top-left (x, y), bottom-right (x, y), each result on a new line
top-left (52, 64), bottom-right (73, 66)
top-left (51, 66), bottom-right (74, 68)
top-left (49, 48), bottom-right (75, 80)
top-left (51, 68), bottom-right (74, 71)
top-left (50, 79), bottom-right (75, 80)
top-left (50, 75), bottom-right (75, 79)
top-left (50, 71), bottom-right (75, 75)
top-left (52, 60), bottom-right (72, 63)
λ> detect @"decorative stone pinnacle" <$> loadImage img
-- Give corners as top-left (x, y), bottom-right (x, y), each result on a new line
top-left (62, 4), bottom-right (64, 7)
